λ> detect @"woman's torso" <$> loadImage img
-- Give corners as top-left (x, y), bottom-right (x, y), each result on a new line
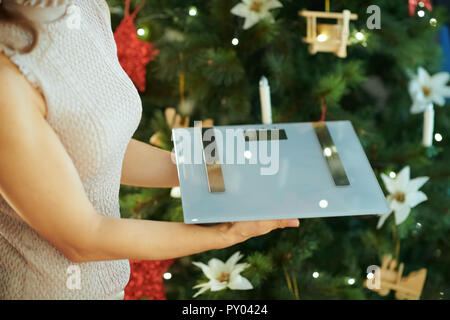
top-left (0, 0), bottom-right (142, 299)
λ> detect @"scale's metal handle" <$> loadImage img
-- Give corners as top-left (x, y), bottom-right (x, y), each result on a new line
top-left (202, 127), bottom-right (225, 193)
top-left (313, 122), bottom-right (350, 186)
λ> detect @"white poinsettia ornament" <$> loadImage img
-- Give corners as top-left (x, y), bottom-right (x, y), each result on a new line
top-left (377, 166), bottom-right (429, 229)
top-left (409, 67), bottom-right (450, 114)
top-left (192, 251), bottom-right (253, 297)
top-left (409, 67), bottom-right (450, 146)
top-left (231, 0), bottom-right (283, 30)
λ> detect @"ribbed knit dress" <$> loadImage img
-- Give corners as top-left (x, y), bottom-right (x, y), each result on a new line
top-left (0, 0), bottom-right (142, 299)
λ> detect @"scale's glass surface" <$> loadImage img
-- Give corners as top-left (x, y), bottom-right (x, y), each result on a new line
top-left (172, 121), bottom-right (390, 224)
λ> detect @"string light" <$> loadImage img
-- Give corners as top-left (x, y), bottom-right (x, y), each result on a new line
top-left (244, 150), bottom-right (252, 159)
top-left (312, 272), bottom-right (320, 278)
top-left (347, 278), bottom-right (355, 285)
top-left (317, 34), bottom-right (328, 42)
top-left (429, 18), bottom-right (437, 27)
top-left (355, 32), bottom-right (364, 41)
top-left (412, 221), bottom-right (423, 236)
top-left (434, 133), bottom-right (442, 142)
top-left (136, 26), bottom-right (149, 39)
top-left (137, 28), bottom-right (145, 36)
top-left (352, 31), bottom-right (368, 47)
top-left (232, 37), bottom-right (239, 46)
top-left (389, 171), bottom-right (396, 178)
top-left (163, 272), bottom-right (172, 280)
top-left (367, 272), bottom-right (374, 280)
top-left (188, 6), bottom-right (198, 16)
top-left (417, 10), bottom-right (425, 18)
top-left (418, 1), bottom-right (425, 7)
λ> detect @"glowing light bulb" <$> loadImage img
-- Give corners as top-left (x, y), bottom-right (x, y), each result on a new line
top-left (244, 150), bottom-right (252, 159)
top-left (137, 28), bottom-right (145, 36)
top-left (317, 34), bottom-right (328, 42)
top-left (136, 26), bottom-right (150, 38)
top-left (367, 273), bottom-right (374, 280)
top-left (417, 10), bottom-right (425, 17)
top-left (163, 272), bottom-right (172, 280)
top-left (429, 18), bottom-right (437, 26)
top-left (188, 6), bottom-right (197, 16)
top-left (355, 32), bottom-right (364, 41)
top-left (312, 272), bottom-right (319, 278)
top-left (232, 37), bottom-right (239, 46)
top-left (434, 133), bottom-right (442, 142)
top-left (323, 147), bottom-right (332, 157)
top-left (389, 171), bottom-right (396, 178)
top-left (347, 278), bottom-right (355, 285)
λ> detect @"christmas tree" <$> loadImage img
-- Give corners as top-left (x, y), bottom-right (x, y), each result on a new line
top-left (107, 0), bottom-right (450, 299)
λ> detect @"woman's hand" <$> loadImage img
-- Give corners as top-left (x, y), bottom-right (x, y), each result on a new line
top-left (215, 219), bottom-right (300, 248)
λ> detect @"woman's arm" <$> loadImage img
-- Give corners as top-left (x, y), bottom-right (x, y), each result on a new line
top-left (121, 138), bottom-right (179, 188)
top-left (0, 54), bottom-right (299, 263)
top-left (84, 216), bottom-right (299, 262)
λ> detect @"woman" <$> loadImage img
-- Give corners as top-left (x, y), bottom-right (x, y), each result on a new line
top-left (0, 0), bottom-right (300, 299)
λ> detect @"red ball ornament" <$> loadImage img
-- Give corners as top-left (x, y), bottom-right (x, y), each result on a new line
top-left (408, 0), bottom-right (432, 16)
top-left (114, 0), bottom-right (159, 92)
top-left (125, 259), bottom-right (175, 300)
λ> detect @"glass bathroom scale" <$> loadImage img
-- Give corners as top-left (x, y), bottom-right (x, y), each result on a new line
top-left (172, 121), bottom-right (390, 224)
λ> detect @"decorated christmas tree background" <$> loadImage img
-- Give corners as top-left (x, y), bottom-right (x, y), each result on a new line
top-left (107, 0), bottom-right (450, 299)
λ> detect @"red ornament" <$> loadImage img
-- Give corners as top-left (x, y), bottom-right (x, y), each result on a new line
top-left (124, 259), bottom-right (175, 300)
top-left (114, 0), bottom-right (159, 92)
top-left (408, 0), bottom-right (432, 16)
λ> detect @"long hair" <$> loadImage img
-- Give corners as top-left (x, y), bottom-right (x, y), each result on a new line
top-left (0, 5), bottom-right (38, 54)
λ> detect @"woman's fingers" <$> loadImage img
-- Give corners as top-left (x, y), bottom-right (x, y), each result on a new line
top-left (226, 218), bottom-right (300, 244)
top-left (283, 218), bottom-right (300, 228)
top-left (262, 219), bottom-right (299, 231)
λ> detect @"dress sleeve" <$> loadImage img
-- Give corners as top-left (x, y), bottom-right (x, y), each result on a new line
top-left (1, 0), bottom-right (71, 23)
top-left (1, 0), bottom-right (70, 7)
top-left (96, 0), bottom-right (112, 27)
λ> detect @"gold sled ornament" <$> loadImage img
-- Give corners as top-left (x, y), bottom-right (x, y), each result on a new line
top-left (364, 255), bottom-right (427, 300)
top-left (298, 9), bottom-right (358, 58)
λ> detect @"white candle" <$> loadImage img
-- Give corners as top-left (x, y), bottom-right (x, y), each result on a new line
top-left (259, 76), bottom-right (272, 124)
top-left (422, 103), bottom-right (434, 147)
